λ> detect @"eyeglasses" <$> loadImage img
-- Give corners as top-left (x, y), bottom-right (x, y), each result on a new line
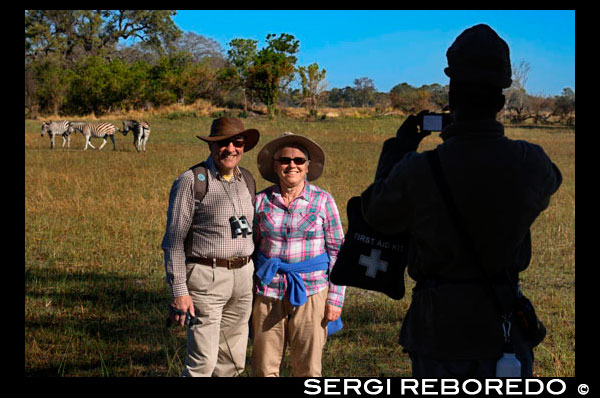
top-left (275, 157), bottom-right (308, 165)
top-left (217, 136), bottom-right (245, 148)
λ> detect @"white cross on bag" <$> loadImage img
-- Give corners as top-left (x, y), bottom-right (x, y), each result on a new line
top-left (359, 249), bottom-right (389, 278)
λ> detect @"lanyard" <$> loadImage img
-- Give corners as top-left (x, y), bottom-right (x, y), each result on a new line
top-left (219, 175), bottom-right (243, 217)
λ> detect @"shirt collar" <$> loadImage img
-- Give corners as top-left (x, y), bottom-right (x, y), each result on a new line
top-left (205, 156), bottom-right (242, 181)
top-left (299, 180), bottom-right (311, 202)
top-left (271, 180), bottom-right (311, 202)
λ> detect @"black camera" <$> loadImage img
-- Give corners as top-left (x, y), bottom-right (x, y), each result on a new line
top-left (230, 215), bottom-right (252, 238)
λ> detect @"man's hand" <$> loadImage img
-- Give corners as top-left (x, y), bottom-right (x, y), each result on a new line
top-left (171, 295), bottom-right (195, 327)
top-left (374, 110), bottom-right (432, 181)
top-left (324, 304), bottom-right (342, 322)
top-left (395, 110), bottom-right (432, 150)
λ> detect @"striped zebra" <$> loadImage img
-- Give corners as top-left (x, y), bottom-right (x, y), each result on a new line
top-left (122, 120), bottom-right (151, 152)
top-left (69, 122), bottom-right (117, 150)
top-left (67, 121), bottom-right (86, 136)
top-left (41, 120), bottom-right (72, 149)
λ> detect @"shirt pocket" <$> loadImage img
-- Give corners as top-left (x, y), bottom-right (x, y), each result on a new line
top-left (258, 211), bottom-right (284, 239)
top-left (294, 211), bottom-right (324, 239)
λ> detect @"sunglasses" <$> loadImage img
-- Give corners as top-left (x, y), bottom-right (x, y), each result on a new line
top-left (275, 157), bottom-right (308, 165)
top-left (216, 136), bottom-right (245, 148)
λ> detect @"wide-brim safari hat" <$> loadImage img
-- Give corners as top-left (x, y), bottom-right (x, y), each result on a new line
top-left (257, 132), bottom-right (325, 184)
top-left (196, 117), bottom-right (260, 152)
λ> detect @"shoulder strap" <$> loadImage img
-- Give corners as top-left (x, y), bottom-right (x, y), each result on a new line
top-left (426, 148), bottom-right (518, 314)
top-left (427, 149), bottom-right (491, 279)
top-left (189, 162), bottom-right (256, 206)
top-left (189, 162), bottom-right (209, 204)
top-left (239, 167), bottom-right (256, 205)
top-left (426, 150), bottom-right (471, 251)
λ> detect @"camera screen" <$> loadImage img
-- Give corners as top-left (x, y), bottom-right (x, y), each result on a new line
top-left (423, 115), bottom-right (443, 132)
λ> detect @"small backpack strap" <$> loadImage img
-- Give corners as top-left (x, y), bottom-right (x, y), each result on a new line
top-left (189, 162), bottom-right (208, 208)
top-left (189, 162), bottom-right (255, 207)
top-left (239, 167), bottom-right (256, 206)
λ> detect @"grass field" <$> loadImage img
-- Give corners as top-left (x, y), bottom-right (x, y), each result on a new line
top-left (25, 114), bottom-right (574, 377)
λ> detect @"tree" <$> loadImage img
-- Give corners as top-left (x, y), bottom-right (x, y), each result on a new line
top-left (389, 83), bottom-right (431, 113)
top-left (353, 77), bottom-right (375, 107)
top-left (512, 60), bottom-right (531, 92)
top-left (25, 10), bottom-right (181, 63)
top-left (278, 87), bottom-right (303, 107)
top-left (298, 63), bottom-right (327, 116)
top-left (66, 55), bottom-right (134, 115)
top-left (504, 60), bottom-right (531, 122)
top-left (115, 41), bottom-right (160, 64)
top-left (526, 94), bottom-right (554, 124)
top-left (122, 60), bottom-right (151, 110)
top-left (247, 33), bottom-right (299, 118)
top-left (153, 52), bottom-right (195, 106)
top-left (324, 87), bottom-right (357, 108)
top-left (421, 83), bottom-right (449, 110)
top-left (26, 10), bottom-right (102, 62)
top-left (25, 66), bottom-right (38, 118)
top-left (172, 32), bottom-right (222, 60)
top-left (165, 32), bottom-right (228, 106)
top-left (226, 38), bottom-right (258, 111)
top-left (553, 87), bottom-right (575, 125)
top-left (28, 54), bottom-right (74, 115)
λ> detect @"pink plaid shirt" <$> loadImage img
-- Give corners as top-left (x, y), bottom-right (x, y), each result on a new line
top-left (254, 182), bottom-right (346, 308)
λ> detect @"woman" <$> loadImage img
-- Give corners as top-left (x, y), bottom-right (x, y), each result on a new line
top-left (252, 132), bottom-right (346, 377)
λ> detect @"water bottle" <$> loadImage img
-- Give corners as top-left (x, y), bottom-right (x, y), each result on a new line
top-left (496, 352), bottom-right (521, 377)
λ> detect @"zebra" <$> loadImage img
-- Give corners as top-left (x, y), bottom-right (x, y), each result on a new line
top-left (41, 120), bottom-right (72, 149)
top-left (69, 122), bottom-right (117, 150)
top-left (122, 120), bottom-right (150, 152)
top-left (67, 121), bottom-right (86, 135)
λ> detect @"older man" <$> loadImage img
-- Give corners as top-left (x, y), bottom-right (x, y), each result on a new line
top-left (161, 117), bottom-right (260, 377)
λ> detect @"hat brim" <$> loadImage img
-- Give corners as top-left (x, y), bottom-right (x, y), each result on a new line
top-left (257, 134), bottom-right (325, 184)
top-left (196, 128), bottom-right (260, 152)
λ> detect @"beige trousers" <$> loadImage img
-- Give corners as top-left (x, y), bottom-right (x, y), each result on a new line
top-left (251, 288), bottom-right (328, 377)
top-left (183, 260), bottom-right (254, 377)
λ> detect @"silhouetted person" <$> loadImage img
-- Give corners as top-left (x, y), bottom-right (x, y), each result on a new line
top-left (361, 24), bottom-right (562, 377)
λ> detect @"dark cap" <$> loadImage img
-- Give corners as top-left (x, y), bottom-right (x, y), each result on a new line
top-left (444, 24), bottom-right (512, 89)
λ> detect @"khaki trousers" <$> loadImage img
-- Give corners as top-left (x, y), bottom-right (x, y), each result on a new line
top-left (183, 260), bottom-right (254, 377)
top-left (251, 288), bottom-right (328, 377)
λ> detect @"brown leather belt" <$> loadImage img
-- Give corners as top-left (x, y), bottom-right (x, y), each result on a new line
top-left (187, 256), bottom-right (250, 269)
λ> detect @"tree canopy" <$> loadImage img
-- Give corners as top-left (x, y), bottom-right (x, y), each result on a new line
top-left (246, 33), bottom-right (300, 118)
top-left (25, 10), bottom-right (181, 62)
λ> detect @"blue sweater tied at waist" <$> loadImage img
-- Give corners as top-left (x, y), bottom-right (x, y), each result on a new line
top-left (255, 251), bottom-right (343, 336)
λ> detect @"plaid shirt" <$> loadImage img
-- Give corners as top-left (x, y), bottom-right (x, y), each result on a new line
top-left (161, 156), bottom-right (255, 297)
top-left (254, 182), bottom-right (346, 308)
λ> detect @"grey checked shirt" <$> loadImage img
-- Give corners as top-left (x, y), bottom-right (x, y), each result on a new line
top-left (161, 156), bottom-right (255, 297)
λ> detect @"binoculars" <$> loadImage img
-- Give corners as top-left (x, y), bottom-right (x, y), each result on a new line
top-left (230, 215), bottom-right (252, 238)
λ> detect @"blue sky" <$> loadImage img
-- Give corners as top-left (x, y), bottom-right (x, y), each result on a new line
top-left (172, 10), bottom-right (574, 96)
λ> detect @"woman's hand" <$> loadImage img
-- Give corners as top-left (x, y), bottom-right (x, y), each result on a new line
top-left (324, 304), bottom-right (342, 322)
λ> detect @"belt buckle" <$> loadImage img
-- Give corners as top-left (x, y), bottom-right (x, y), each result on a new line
top-left (228, 256), bottom-right (246, 269)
